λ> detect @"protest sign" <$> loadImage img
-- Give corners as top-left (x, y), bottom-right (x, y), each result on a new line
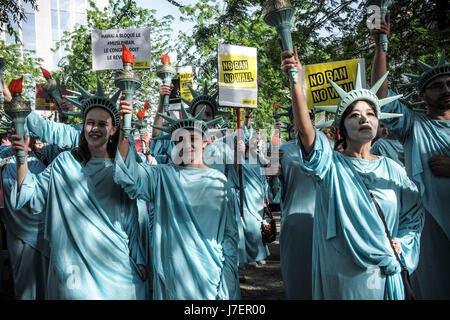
top-left (218, 44), bottom-right (257, 108)
top-left (168, 65), bottom-right (194, 111)
top-left (304, 59), bottom-right (365, 109)
top-left (91, 27), bottom-right (151, 71)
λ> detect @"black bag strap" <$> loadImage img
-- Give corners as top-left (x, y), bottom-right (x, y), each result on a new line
top-left (367, 190), bottom-right (407, 272)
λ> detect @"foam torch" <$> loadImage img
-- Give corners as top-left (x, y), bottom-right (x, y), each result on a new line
top-left (263, 0), bottom-right (298, 83)
top-left (114, 43), bottom-right (142, 136)
top-left (156, 54), bottom-right (177, 112)
top-left (40, 66), bottom-right (68, 122)
top-left (367, 0), bottom-right (393, 52)
top-left (4, 76), bottom-right (31, 164)
top-left (133, 107), bottom-right (149, 155)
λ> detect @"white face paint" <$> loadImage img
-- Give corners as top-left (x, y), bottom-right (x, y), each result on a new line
top-left (84, 108), bottom-right (117, 150)
top-left (343, 100), bottom-right (378, 144)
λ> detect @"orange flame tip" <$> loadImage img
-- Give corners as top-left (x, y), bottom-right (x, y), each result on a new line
top-left (122, 42), bottom-right (134, 64)
top-left (137, 110), bottom-right (146, 119)
top-left (8, 76), bottom-right (24, 94)
top-left (160, 54), bottom-right (170, 64)
top-left (40, 66), bottom-right (52, 78)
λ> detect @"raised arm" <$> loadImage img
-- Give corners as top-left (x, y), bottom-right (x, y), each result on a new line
top-left (25, 111), bottom-right (81, 149)
top-left (1, 78), bottom-right (12, 102)
top-left (118, 96), bottom-right (132, 161)
top-left (152, 84), bottom-right (173, 138)
top-left (11, 134), bottom-right (30, 191)
top-left (370, 12), bottom-right (390, 99)
top-left (280, 45), bottom-right (315, 155)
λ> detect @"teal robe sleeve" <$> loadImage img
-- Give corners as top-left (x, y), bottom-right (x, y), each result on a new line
top-left (378, 90), bottom-right (415, 145)
top-left (10, 164), bottom-right (51, 215)
top-left (370, 139), bottom-right (403, 166)
top-left (114, 141), bottom-right (158, 203)
top-left (0, 146), bottom-right (14, 158)
top-left (25, 111), bottom-right (81, 149)
top-left (296, 130), bottom-right (333, 181)
top-left (150, 136), bottom-right (174, 164)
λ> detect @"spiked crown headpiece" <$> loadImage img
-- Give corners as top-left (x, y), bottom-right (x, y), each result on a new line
top-left (280, 121), bottom-right (294, 135)
top-left (217, 119), bottom-right (232, 130)
top-left (178, 80), bottom-right (228, 117)
top-left (314, 64), bottom-right (403, 129)
top-left (152, 105), bottom-right (222, 140)
top-left (63, 78), bottom-right (121, 126)
top-left (401, 50), bottom-right (450, 92)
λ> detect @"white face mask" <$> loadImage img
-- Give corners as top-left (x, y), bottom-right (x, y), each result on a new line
top-left (343, 101), bottom-right (379, 144)
top-left (84, 108), bottom-right (116, 149)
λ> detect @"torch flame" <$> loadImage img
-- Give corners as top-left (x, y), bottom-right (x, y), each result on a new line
top-left (40, 66), bottom-right (52, 79)
top-left (143, 101), bottom-right (150, 109)
top-left (137, 109), bottom-right (146, 119)
top-left (122, 42), bottom-right (134, 64)
top-left (160, 54), bottom-right (170, 64)
top-left (8, 76), bottom-right (24, 94)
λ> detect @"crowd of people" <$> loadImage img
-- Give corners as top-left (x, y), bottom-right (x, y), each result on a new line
top-left (0, 14), bottom-right (448, 300)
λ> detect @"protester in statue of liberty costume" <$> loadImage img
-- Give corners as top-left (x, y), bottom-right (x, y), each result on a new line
top-left (10, 80), bottom-right (149, 300)
top-left (235, 125), bottom-right (270, 267)
top-left (116, 99), bottom-right (240, 300)
top-left (157, 81), bottom-right (247, 271)
top-left (281, 45), bottom-right (424, 299)
top-left (0, 84), bottom-right (70, 299)
top-left (0, 140), bottom-right (48, 300)
top-left (370, 17), bottom-right (450, 299)
top-left (272, 105), bottom-right (316, 299)
top-left (171, 81), bottom-right (247, 269)
top-left (0, 88), bottom-right (50, 300)
top-left (179, 80), bottom-right (236, 176)
top-left (22, 87), bottom-right (154, 295)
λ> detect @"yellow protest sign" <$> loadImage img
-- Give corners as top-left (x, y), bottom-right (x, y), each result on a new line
top-left (218, 44), bottom-right (258, 108)
top-left (168, 66), bottom-right (193, 110)
top-left (179, 71), bottom-right (193, 101)
top-left (304, 59), bottom-right (364, 109)
top-left (219, 54), bottom-right (257, 89)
